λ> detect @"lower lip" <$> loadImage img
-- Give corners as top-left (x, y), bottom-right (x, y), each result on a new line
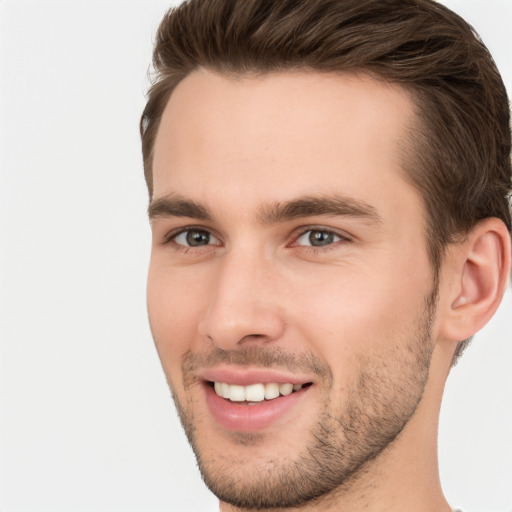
top-left (204, 384), bottom-right (309, 432)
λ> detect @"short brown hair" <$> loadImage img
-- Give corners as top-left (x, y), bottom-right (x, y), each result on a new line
top-left (140, 0), bottom-right (512, 358)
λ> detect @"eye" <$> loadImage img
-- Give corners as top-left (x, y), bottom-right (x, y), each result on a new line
top-left (172, 228), bottom-right (220, 247)
top-left (295, 229), bottom-right (343, 247)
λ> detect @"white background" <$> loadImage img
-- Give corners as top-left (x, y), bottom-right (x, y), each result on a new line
top-left (0, 1), bottom-right (510, 511)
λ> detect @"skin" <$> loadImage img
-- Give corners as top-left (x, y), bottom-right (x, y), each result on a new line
top-left (147, 69), bottom-right (509, 511)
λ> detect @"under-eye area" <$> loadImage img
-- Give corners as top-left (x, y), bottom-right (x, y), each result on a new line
top-left (209, 381), bottom-right (313, 404)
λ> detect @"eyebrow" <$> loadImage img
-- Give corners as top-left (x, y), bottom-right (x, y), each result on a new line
top-left (148, 193), bottom-right (381, 225)
top-left (259, 195), bottom-right (382, 225)
top-left (148, 194), bottom-right (212, 221)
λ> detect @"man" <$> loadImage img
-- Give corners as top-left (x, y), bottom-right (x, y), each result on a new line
top-left (141, 0), bottom-right (511, 510)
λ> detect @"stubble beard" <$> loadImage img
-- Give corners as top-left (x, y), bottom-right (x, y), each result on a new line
top-left (169, 288), bottom-right (438, 510)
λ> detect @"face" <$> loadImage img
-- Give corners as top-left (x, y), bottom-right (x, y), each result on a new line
top-left (148, 70), bottom-right (438, 509)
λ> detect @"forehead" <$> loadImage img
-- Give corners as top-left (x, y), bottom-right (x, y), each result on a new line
top-left (152, 69), bottom-right (418, 218)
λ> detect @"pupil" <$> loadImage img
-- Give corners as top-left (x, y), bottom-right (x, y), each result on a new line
top-left (186, 230), bottom-right (209, 246)
top-left (309, 230), bottom-right (333, 246)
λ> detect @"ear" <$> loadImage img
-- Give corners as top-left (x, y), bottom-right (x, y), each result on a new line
top-left (439, 218), bottom-right (511, 342)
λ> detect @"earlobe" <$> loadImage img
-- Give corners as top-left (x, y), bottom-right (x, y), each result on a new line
top-left (441, 218), bottom-right (511, 342)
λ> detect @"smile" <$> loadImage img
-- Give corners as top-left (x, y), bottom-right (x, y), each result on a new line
top-left (202, 374), bottom-right (313, 431)
top-left (213, 381), bottom-right (306, 403)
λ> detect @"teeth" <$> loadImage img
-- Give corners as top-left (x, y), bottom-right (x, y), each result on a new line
top-left (228, 384), bottom-right (246, 402)
top-left (279, 383), bottom-right (293, 396)
top-left (264, 383), bottom-right (280, 400)
top-left (213, 381), bottom-right (306, 402)
top-left (245, 383), bottom-right (265, 402)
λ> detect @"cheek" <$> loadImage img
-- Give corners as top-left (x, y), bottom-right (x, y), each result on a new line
top-left (146, 260), bottom-right (206, 375)
top-left (288, 259), bottom-right (431, 369)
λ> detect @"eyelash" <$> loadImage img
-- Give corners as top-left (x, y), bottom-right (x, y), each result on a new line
top-left (163, 225), bottom-right (351, 254)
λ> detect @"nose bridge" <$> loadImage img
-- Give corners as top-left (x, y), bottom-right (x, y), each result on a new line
top-left (198, 246), bottom-right (285, 349)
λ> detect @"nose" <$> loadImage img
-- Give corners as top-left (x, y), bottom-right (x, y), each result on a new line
top-left (197, 250), bottom-right (286, 350)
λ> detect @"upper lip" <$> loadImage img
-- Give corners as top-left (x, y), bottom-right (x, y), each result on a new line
top-left (200, 366), bottom-right (315, 386)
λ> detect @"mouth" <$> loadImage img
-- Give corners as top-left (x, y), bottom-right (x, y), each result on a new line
top-left (210, 381), bottom-right (313, 405)
top-left (200, 371), bottom-right (314, 432)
